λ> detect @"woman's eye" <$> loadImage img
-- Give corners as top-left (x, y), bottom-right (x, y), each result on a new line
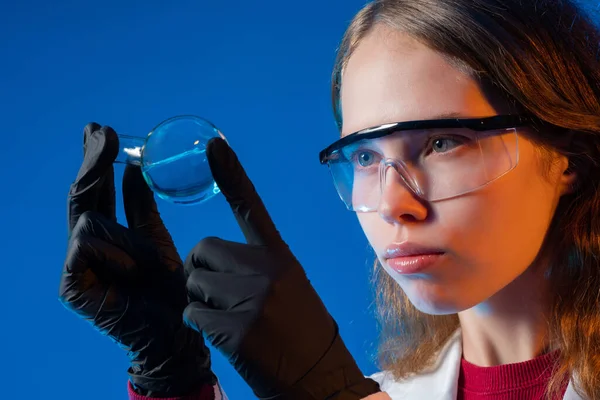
top-left (429, 137), bottom-right (466, 154)
top-left (355, 151), bottom-right (378, 167)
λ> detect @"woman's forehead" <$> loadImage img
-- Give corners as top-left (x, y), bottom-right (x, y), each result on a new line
top-left (339, 25), bottom-right (498, 137)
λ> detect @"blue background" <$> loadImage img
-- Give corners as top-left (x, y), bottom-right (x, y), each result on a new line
top-left (0, 1), bottom-right (381, 398)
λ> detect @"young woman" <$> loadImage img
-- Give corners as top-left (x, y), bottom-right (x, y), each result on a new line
top-left (60, 0), bottom-right (600, 399)
top-left (319, 1), bottom-right (600, 398)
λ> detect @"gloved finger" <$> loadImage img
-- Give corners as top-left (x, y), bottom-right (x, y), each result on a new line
top-left (183, 301), bottom-right (247, 352)
top-left (92, 127), bottom-right (118, 225)
top-left (68, 124), bottom-right (119, 237)
top-left (186, 268), bottom-right (268, 311)
top-left (206, 138), bottom-right (286, 250)
top-left (59, 232), bottom-right (137, 320)
top-left (184, 236), bottom-right (270, 277)
top-left (69, 211), bottom-right (162, 273)
top-left (122, 164), bottom-right (183, 269)
top-left (59, 232), bottom-right (177, 349)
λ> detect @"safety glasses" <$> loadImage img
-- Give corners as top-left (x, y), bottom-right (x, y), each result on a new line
top-left (319, 115), bottom-right (531, 212)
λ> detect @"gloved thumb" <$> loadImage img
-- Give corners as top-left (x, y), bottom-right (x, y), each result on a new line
top-left (122, 165), bottom-right (183, 267)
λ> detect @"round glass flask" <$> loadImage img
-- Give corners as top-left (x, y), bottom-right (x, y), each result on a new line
top-left (114, 115), bottom-right (226, 205)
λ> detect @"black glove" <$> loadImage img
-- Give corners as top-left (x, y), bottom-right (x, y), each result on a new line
top-left (182, 138), bottom-right (381, 399)
top-left (59, 123), bottom-right (216, 397)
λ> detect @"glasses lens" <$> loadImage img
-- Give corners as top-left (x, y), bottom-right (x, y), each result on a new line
top-left (326, 127), bottom-right (518, 211)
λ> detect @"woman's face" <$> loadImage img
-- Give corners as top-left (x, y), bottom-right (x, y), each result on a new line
top-left (340, 24), bottom-right (573, 315)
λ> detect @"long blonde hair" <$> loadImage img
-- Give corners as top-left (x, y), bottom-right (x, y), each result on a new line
top-left (331, 1), bottom-right (600, 398)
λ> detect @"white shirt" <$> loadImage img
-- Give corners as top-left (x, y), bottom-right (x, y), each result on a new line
top-left (369, 329), bottom-right (586, 400)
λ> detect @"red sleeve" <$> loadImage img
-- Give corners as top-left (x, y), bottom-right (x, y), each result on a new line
top-left (127, 381), bottom-right (216, 400)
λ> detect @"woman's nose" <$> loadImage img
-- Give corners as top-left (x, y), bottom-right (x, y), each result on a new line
top-left (377, 165), bottom-right (429, 224)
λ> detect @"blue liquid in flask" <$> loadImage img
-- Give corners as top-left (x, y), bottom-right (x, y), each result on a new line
top-left (115, 115), bottom-right (225, 205)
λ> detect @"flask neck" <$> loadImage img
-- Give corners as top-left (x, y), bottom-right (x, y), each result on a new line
top-left (115, 134), bottom-right (145, 166)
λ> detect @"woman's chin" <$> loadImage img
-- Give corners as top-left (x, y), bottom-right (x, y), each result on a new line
top-left (403, 282), bottom-right (475, 316)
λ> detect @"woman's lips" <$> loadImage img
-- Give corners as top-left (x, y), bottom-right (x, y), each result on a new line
top-left (384, 242), bottom-right (445, 274)
top-left (386, 253), bottom-right (445, 274)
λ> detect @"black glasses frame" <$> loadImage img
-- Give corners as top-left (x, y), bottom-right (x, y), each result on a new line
top-left (319, 115), bottom-right (532, 164)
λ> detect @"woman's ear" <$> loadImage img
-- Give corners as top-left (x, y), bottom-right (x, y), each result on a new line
top-left (560, 158), bottom-right (579, 196)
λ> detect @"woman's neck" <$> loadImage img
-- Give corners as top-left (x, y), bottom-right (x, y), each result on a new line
top-left (457, 262), bottom-right (555, 366)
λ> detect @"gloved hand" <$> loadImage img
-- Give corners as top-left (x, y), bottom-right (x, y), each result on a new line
top-left (59, 123), bottom-right (215, 397)
top-left (182, 138), bottom-right (381, 399)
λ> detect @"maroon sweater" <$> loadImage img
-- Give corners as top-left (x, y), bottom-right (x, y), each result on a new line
top-left (457, 349), bottom-right (570, 399)
top-left (127, 381), bottom-right (216, 400)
